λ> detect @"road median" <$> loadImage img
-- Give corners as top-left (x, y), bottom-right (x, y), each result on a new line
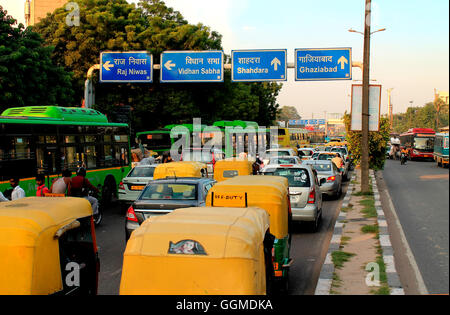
top-left (315, 168), bottom-right (405, 295)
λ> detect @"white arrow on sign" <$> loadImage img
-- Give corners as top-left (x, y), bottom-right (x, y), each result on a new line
top-left (103, 61), bottom-right (114, 71)
top-left (337, 56), bottom-right (348, 70)
top-left (271, 57), bottom-right (281, 71)
top-left (164, 60), bottom-right (176, 71)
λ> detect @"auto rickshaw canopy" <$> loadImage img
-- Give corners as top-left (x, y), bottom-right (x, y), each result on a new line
top-left (120, 206), bottom-right (270, 295)
top-left (153, 161), bottom-right (208, 180)
top-left (213, 158), bottom-right (255, 182)
top-left (0, 197), bottom-right (92, 295)
top-left (206, 175), bottom-right (289, 240)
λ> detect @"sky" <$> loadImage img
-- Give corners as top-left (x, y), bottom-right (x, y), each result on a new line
top-left (1, 0), bottom-right (449, 119)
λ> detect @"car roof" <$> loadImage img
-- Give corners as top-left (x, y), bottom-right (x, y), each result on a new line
top-left (266, 148), bottom-right (293, 151)
top-left (150, 177), bottom-right (214, 184)
top-left (269, 156), bottom-right (298, 160)
top-left (262, 164), bottom-right (311, 170)
top-left (134, 164), bottom-right (158, 168)
top-left (303, 159), bottom-right (333, 164)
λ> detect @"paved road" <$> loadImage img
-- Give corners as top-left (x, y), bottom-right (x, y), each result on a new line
top-left (96, 180), bottom-right (348, 295)
top-left (288, 181), bottom-right (349, 294)
top-left (382, 159), bottom-right (449, 294)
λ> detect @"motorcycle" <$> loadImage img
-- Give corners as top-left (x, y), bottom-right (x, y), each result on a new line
top-left (400, 152), bottom-right (407, 165)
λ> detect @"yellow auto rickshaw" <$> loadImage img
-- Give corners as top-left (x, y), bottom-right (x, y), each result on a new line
top-left (213, 158), bottom-right (255, 182)
top-left (153, 161), bottom-right (208, 180)
top-left (0, 197), bottom-right (99, 295)
top-left (120, 206), bottom-right (272, 295)
top-left (205, 175), bottom-right (293, 292)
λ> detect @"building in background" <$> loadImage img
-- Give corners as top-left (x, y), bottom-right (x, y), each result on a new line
top-left (24, 0), bottom-right (67, 26)
top-left (326, 113), bottom-right (345, 138)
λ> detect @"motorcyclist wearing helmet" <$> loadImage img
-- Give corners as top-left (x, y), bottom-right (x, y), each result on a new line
top-left (68, 168), bottom-right (100, 215)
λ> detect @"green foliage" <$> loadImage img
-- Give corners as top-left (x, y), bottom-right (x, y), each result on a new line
top-left (33, 0), bottom-right (281, 131)
top-left (277, 105), bottom-right (301, 122)
top-left (392, 102), bottom-right (449, 133)
top-left (332, 251), bottom-right (356, 269)
top-left (0, 6), bottom-right (74, 112)
top-left (343, 113), bottom-right (390, 170)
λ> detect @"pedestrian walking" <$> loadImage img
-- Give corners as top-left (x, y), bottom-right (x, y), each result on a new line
top-left (9, 177), bottom-right (25, 200)
top-left (35, 174), bottom-right (49, 197)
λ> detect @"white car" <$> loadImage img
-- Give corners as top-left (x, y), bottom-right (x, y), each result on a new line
top-left (118, 164), bottom-right (157, 206)
top-left (260, 163), bottom-right (324, 232)
top-left (297, 148), bottom-right (315, 160)
top-left (262, 148), bottom-right (297, 165)
top-left (267, 156), bottom-right (302, 165)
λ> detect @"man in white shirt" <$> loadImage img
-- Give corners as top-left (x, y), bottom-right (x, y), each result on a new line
top-left (9, 177), bottom-right (26, 200)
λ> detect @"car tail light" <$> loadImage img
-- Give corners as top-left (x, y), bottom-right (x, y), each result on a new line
top-left (126, 206), bottom-right (138, 222)
top-left (119, 181), bottom-right (125, 190)
top-left (307, 187), bottom-right (316, 204)
top-left (327, 176), bottom-right (336, 182)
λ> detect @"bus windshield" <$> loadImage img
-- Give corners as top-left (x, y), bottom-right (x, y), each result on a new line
top-left (414, 137), bottom-right (434, 152)
top-left (139, 132), bottom-right (171, 150)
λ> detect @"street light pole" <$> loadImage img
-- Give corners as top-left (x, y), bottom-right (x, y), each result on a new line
top-left (361, 0), bottom-right (372, 193)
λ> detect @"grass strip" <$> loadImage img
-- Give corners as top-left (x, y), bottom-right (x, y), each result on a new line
top-left (332, 251), bottom-right (356, 270)
top-left (361, 224), bottom-right (379, 234)
top-left (360, 198), bottom-right (377, 218)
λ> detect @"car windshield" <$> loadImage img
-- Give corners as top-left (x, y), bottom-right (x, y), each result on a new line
top-left (300, 150), bottom-right (313, 156)
top-left (324, 147), bottom-right (332, 152)
top-left (270, 157), bottom-right (297, 164)
top-left (266, 150), bottom-right (290, 157)
top-left (140, 183), bottom-right (197, 200)
top-left (182, 150), bottom-right (213, 163)
top-left (128, 167), bottom-right (155, 177)
top-left (263, 168), bottom-right (310, 187)
top-left (308, 164), bottom-right (331, 172)
top-left (331, 148), bottom-right (347, 156)
top-left (318, 154), bottom-right (333, 161)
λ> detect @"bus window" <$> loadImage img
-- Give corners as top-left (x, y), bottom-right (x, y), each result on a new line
top-left (85, 146), bottom-right (97, 169)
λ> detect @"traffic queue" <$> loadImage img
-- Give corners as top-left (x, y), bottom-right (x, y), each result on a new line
top-left (0, 142), bottom-right (352, 295)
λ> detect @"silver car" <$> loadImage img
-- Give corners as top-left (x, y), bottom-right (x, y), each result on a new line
top-left (303, 160), bottom-right (342, 199)
top-left (261, 164), bottom-right (324, 232)
top-left (118, 164), bottom-right (157, 206)
top-left (267, 156), bottom-right (302, 165)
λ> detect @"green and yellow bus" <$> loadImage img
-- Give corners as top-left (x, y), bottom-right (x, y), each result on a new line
top-left (277, 128), bottom-right (309, 150)
top-left (137, 120), bottom-right (273, 159)
top-left (136, 123), bottom-right (208, 156)
top-left (0, 106), bottom-right (131, 204)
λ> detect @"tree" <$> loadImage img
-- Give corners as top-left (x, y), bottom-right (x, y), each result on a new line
top-left (277, 106), bottom-right (301, 123)
top-left (0, 6), bottom-right (74, 112)
top-left (33, 0), bottom-right (280, 131)
top-left (392, 101), bottom-right (449, 133)
top-left (344, 113), bottom-right (390, 170)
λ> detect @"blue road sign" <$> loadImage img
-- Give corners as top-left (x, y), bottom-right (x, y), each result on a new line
top-left (295, 48), bottom-right (352, 81)
top-left (160, 51), bottom-right (224, 83)
top-left (100, 51), bottom-right (153, 83)
top-left (231, 49), bottom-right (287, 82)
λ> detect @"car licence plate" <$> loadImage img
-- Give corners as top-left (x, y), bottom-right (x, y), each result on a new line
top-left (130, 185), bottom-right (145, 191)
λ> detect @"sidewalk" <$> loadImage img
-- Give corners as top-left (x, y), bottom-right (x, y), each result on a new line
top-left (315, 168), bottom-right (405, 295)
